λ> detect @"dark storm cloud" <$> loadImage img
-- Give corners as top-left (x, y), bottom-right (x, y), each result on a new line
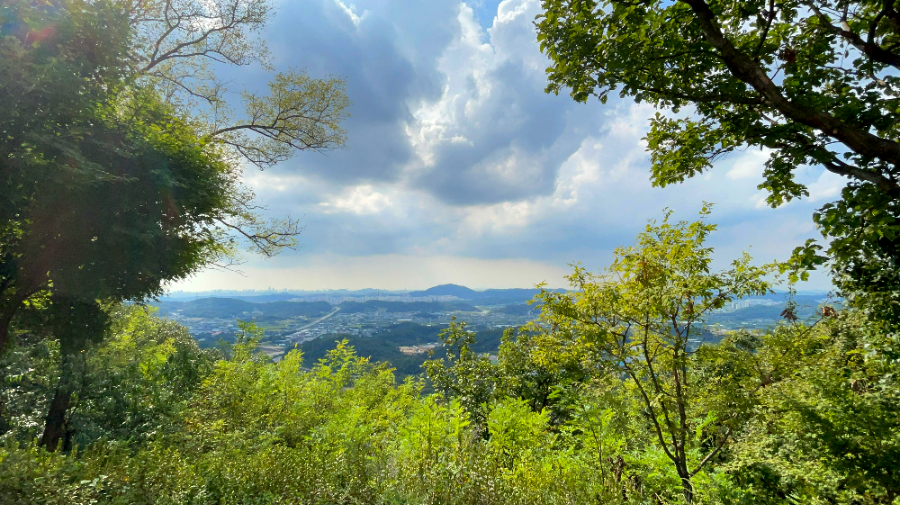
top-left (228, 0), bottom-right (594, 208)
top-left (248, 0), bottom-right (461, 184)
top-left (413, 61), bottom-right (588, 205)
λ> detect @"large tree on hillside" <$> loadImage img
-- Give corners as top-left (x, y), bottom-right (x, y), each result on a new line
top-left (531, 207), bottom-right (773, 503)
top-left (0, 0), bottom-right (235, 445)
top-left (0, 0), bottom-right (348, 448)
top-left (537, 0), bottom-right (900, 323)
top-left (0, 0), bottom-right (349, 350)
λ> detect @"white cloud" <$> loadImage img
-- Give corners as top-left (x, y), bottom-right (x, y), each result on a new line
top-left (553, 139), bottom-right (604, 206)
top-left (244, 170), bottom-right (308, 193)
top-left (320, 185), bottom-right (395, 215)
top-left (404, 4), bottom-right (494, 171)
top-left (751, 191), bottom-right (771, 209)
top-left (726, 149), bottom-right (769, 180)
top-left (460, 200), bottom-right (538, 234)
top-left (402, 0), bottom-right (569, 205)
top-left (331, 0), bottom-right (366, 26)
top-left (807, 169), bottom-right (845, 202)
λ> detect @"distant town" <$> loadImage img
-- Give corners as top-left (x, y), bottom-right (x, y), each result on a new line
top-left (153, 284), bottom-right (833, 365)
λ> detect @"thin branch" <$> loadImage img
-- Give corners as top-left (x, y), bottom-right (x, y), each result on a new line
top-left (805, 1), bottom-right (900, 70)
top-left (689, 427), bottom-right (732, 477)
top-left (753, 0), bottom-right (777, 61)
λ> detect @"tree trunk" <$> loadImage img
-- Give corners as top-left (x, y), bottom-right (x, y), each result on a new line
top-left (0, 306), bottom-right (16, 351)
top-left (679, 468), bottom-right (694, 504)
top-left (40, 352), bottom-right (81, 452)
top-left (0, 300), bottom-right (22, 438)
top-left (40, 386), bottom-right (72, 451)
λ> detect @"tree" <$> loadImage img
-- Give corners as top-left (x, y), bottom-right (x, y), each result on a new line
top-left (720, 311), bottom-right (900, 502)
top-left (0, 0), bottom-right (238, 440)
top-left (0, 0), bottom-right (346, 450)
top-left (0, 0), bottom-right (131, 351)
top-left (73, 307), bottom-right (215, 446)
top-left (424, 320), bottom-right (501, 428)
top-left (494, 327), bottom-right (591, 423)
top-left (537, 0), bottom-right (900, 324)
top-left (531, 207), bottom-right (773, 503)
top-left (0, 0), bottom-right (350, 448)
top-left (0, 0), bottom-right (351, 352)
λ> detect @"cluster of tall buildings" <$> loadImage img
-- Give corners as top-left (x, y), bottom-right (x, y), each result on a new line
top-left (729, 299), bottom-right (779, 310)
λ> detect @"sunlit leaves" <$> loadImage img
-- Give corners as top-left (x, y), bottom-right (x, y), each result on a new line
top-left (537, 0), bottom-right (900, 324)
top-left (530, 207), bottom-right (775, 502)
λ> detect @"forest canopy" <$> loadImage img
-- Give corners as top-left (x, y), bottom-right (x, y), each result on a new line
top-left (537, 0), bottom-right (900, 324)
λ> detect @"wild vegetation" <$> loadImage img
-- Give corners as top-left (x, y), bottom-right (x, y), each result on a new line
top-left (2, 212), bottom-right (898, 504)
top-left (1, 0), bottom-right (899, 504)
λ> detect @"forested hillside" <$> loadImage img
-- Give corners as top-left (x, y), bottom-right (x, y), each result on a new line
top-left (298, 323), bottom-right (506, 378)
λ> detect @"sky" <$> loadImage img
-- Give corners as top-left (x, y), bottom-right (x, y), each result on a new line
top-left (171, 0), bottom-right (844, 292)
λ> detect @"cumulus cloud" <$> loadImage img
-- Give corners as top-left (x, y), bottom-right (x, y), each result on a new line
top-left (321, 185), bottom-right (395, 215)
top-left (402, 0), bottom-right (589, 205)
top-left (808, 169), bottom-right (846, 202)
top-left (173, 0), bottom-right (848, 292)
top-left (726, 149), bottom-right (769, 180)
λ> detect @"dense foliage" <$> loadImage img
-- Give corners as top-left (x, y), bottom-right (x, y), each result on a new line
top-left (1, 0), bottom-right (898, 503)
top-left (536, 0), bottom-right (900, 324)
top-left (3, 214), bottom-right (896, 504)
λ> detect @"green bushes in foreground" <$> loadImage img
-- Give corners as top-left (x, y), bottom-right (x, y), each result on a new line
top-left (2, 213), bottom-right (899, 504)
top-left (3, 308), bottom-right (897, 504)
top-left (0, 332), bottom-right (642, 505)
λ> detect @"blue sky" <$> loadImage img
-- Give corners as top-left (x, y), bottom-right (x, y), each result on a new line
top-left (172, 0), bottom-right (843, 292)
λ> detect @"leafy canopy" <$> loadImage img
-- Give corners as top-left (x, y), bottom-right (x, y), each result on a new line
top-left (537, 0), bottom-right (900, 323)
top-left (531, 206), bottom-right (773, 502)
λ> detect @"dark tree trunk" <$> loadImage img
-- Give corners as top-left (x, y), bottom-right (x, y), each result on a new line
top-left (0, 307), bottom-right (15, 351)
top-left (40, 351), bottom-right (81, 452)
top-left (40, 386), bottom-right (72, 451)
top-left (681, 480), bottom-right (694, 504)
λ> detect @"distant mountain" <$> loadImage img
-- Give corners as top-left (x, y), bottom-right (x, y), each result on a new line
top-left (160, 288), bottom-right (407, 302)
top-left (409, 285), bottom-right (562, 305)
top-left (408, 284), bottom-right (479, 298)
top-left (152, 297), bottom-right (477, 320)
top-left (472, 288), bottom-right (551, 305)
